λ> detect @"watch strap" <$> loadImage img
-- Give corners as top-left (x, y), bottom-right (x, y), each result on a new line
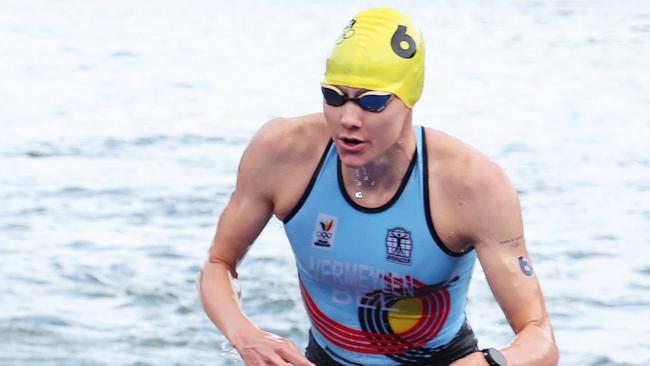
top-left (481, 347), bottom-right (507, 366)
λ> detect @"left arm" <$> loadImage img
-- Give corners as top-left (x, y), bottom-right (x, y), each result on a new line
top-left (450, 159), bottom-right (559, 366)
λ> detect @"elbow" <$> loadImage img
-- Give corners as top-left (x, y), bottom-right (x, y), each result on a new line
top-left (510, 317), bottom-right (560, 365)
top-left (207, 252), bottom-right (239, 278)
top-left (548, 340), bottom-right (560, 365)
top-left (539, 319), bottom-right (560, 365)
top-left (197, 259), bottom-right (241, 306)
top-left (537, 317), bottom-right (560, 365)
top-left (197, 264), bottom-right (210, 304)
top-left (544, 318), bottom-right (560, 365)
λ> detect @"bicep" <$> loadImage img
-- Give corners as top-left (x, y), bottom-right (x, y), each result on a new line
top-left (208, 190), bottom-right (273, 274)
top-left (208, 129), bottom-right (280, 275)
top-left (476, 232), bottom-right (547, 333)
top-left (472, 167), bottom-right (549, 332)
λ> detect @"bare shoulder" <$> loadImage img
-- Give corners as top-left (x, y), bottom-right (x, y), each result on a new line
top-left (239, 113), bottom-right (330, 219)
top-left (244, 113), bottom-right (328, 162)
top-left (423, 128), bottom-right (519, 249)
top-left (423, 128), bottom-right (513, 197)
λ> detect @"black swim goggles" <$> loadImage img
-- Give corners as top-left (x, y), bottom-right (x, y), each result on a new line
top-left (321, 84), bottom-right (392, 113)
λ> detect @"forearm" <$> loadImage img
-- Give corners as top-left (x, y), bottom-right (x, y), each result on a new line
top-left (198, 260), bottom-right (260, 346)
top-left (501, 318), bottom-right (559, 365)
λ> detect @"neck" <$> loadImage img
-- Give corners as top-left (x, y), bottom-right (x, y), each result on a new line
top-left (343, 123), bottom-right (416, 200)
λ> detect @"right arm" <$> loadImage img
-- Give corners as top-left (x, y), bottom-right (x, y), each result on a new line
top-left (198, 120), bottom-right (315, 366)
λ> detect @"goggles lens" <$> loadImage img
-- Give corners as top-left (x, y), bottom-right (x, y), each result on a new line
top-left (321, 85), bottom-right (392, 113)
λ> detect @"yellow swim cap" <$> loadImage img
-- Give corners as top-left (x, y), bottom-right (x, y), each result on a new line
top-left (322, 7), bottom-right (425, 109)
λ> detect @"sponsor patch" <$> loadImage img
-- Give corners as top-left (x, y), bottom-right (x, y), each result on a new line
top-left (312, 214), bottom-right (337, 248)
top-left (385, 227), bottom-right (413, 265)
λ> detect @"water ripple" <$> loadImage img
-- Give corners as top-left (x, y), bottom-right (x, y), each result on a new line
top-left (6, 134), bottom-right (243, 159)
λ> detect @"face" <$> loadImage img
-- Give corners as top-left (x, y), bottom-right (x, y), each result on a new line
top-left (322, 85), bottom-right (413, 167)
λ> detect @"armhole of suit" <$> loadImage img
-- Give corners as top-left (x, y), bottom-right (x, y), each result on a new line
top-left (421, 127), bottom-right (474, 257)
top-left (282, 139), bottom-right (333, 224)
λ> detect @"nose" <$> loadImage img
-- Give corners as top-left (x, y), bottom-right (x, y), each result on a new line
top-left (338, 102), bottom-right (363, 130)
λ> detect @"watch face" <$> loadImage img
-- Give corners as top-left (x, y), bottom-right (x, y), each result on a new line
top-left (486, 348), bottom-right (507, 366)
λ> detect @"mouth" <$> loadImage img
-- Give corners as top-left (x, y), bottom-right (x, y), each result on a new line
top-left (340, 137), bottom-right (365, 146)
top-left (337, 136), bottom-right (367, 153)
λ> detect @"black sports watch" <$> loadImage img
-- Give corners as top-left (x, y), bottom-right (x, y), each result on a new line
top-left (481, 348), bottom-right (507, 366)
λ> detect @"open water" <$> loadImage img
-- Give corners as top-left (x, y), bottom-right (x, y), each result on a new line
top-left (1, 1), bottom-right (649, 365)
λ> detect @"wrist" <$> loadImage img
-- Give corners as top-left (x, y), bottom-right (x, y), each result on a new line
top-left (226, 322), bottom-right (262, 350)
top-left (481, 348), bottom-right (507, 366)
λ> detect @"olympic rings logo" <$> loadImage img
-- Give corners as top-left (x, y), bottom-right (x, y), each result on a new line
top-left (316, 231), bottom-right (333, 239)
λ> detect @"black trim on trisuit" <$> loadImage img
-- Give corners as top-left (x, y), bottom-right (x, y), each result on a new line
top-left (336, 148), bottom-right (417, 214)
top-left (421, 126), bottom-right (474, 257)
top-left (282, 139), bottom-right (333, 224)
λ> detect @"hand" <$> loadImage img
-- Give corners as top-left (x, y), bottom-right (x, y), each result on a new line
top-left (449, 351), bottom-right (489, 366)
top-left (232, 328), bottom-right (315, 366)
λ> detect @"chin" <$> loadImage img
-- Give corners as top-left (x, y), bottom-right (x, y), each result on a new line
top-left (338, 153), bottom-right (369, 168)
top-left (334, 141), bottom-right (376, 167)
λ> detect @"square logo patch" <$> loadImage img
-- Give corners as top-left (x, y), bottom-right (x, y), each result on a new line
top-left (312, 214), bottom-right (337, 248)
top-left (385, 227), bottom-right (413, 265)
